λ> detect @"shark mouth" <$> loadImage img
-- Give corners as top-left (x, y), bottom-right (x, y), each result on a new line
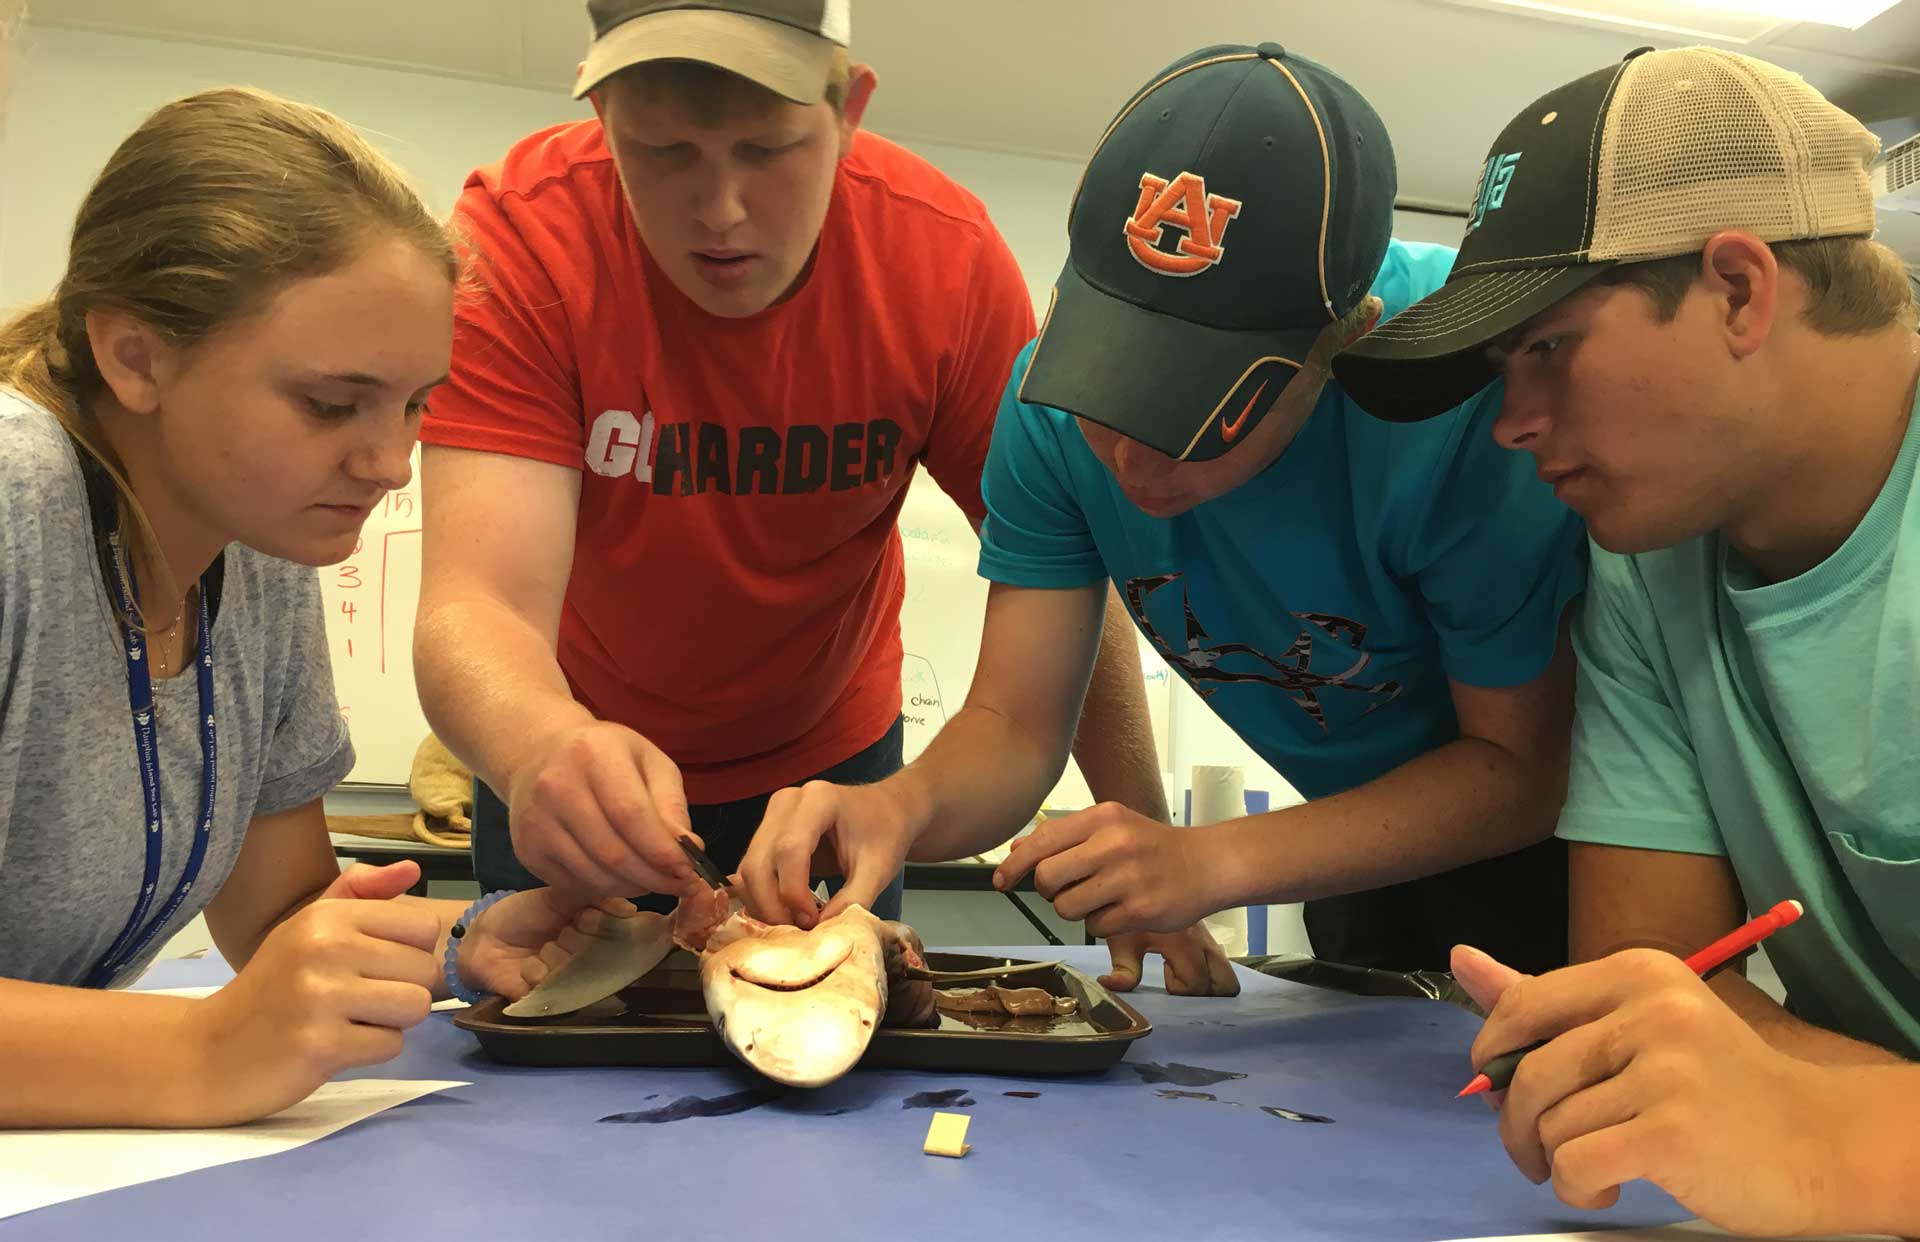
top-left (725, 931), bottom-right (856, 991)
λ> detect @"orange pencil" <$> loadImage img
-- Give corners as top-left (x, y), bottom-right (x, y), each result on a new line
top-left (1458, 899), bottom-right (1805, 1098)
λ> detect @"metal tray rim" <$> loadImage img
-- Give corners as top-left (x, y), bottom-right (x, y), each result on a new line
top-left (453, 952), bottom-right (1152, 1055)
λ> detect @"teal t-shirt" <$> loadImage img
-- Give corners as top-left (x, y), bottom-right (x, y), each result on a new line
top-left (981, 239), bottom-right (1586, 801)
top-left (978, 239), bottom-right (1589, 973)
top-left (1559, 380), bottom-right (1920, 1058)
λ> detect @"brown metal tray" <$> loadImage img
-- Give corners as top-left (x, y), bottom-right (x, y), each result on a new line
top-left (454, 951), bottom-right (1152, 1076)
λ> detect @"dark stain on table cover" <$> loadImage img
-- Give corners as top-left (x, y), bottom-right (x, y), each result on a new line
top-left (1128, 1061), bottom-right (1247, 1087)
top-left (600, 1086), bottom-right (785, 1123)
top-left (902, 1088), bottom-right (976, 1109)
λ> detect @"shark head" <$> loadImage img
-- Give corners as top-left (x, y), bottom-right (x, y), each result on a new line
top-left (701, 905), bottom-right (918, 1088)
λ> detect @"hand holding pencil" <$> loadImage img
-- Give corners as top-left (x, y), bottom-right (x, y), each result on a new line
top-left (1445, 899), bottom-right (1894, 1237)
top-left (1459, 899), bottom-right (1805, 1097)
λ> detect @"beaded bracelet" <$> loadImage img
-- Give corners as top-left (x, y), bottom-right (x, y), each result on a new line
top-left (442, 889), bottom-right (512, 1005)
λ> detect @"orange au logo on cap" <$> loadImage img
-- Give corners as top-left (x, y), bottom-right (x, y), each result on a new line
top-left (1125, 171), bottom-right (1243, 277)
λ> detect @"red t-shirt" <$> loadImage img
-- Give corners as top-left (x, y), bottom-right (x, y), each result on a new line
top-left (423, 123), bottom-right (1035, 804)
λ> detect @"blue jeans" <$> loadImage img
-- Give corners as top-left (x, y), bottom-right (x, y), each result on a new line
top-left (471, 717), bottom-right (906, 921)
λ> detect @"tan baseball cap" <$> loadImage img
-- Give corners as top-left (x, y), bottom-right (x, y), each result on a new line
top-left (574, 0), bottom-right (851, 104)
top-left (1333, 46), bottom-right (1881, 422)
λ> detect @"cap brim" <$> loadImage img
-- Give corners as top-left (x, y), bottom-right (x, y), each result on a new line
top-left (575, 9), bottom-right (834, 103)
top-left (1332, 262), bottom-right (1612, 422)
top-left (1020, 260), bottom-right (1321, 462)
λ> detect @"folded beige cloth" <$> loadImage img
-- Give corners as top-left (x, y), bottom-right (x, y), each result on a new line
top-left (407, 733), bottom-right (473, 849)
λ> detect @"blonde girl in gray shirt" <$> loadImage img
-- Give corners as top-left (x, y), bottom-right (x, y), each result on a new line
top-left (0, 86), bottom-right (621, 1128)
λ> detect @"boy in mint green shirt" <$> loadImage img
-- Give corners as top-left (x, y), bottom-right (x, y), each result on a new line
top-left (1335, 45), bottom-right (1920, 1239)
top-left (1556, 415), bottom-right (1920, 1059)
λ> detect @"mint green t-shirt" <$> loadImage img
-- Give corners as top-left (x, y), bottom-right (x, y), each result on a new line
top-left (1559, 381), bottom-right (1920, 1059)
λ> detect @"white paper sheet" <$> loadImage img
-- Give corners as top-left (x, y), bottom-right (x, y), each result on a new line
top-left (0, 1078), bottom-right (468, 1221)
top-left (1436, 1219), bottom-right (1896, 1241)
top-left (141, 985), bottom-right (467, 1011)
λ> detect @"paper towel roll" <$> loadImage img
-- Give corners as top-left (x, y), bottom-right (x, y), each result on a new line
top-left (1190, 765), bottom-right (1245, 827)
top-left (1190, 765), bottom-right (1248, 955)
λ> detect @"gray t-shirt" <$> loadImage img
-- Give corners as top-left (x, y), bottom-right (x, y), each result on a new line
top-left (0, 391), bottom-right (355, 987)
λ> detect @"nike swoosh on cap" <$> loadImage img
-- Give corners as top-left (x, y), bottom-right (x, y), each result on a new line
top-left (1221, 380), bottom-right (1267, 442)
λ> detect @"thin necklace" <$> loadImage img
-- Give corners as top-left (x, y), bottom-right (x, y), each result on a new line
top-left (112, 541), bottom-right (190, 692)
top-left (148, 607), bottom-right (189, 678)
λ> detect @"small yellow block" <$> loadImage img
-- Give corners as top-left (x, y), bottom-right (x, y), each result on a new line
top-left (923, 1111), bottom-right (972, 1158)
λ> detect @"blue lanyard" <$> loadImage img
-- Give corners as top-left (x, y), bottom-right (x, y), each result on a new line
top-left (83, 530), bottom-right (218, 989)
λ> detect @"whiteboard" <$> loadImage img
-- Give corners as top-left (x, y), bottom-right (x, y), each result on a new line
top-left (321, 452), bottom-right (1171, 809)
top-left (319, 450), bottom-right (425, 784)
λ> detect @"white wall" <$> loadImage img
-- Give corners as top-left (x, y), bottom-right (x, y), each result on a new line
top-left (10, 24), bottom-right (1471, 955)
top-left (2, 26), bottom-right (1467, 331)
top-left (2, 27), bottom-right (578, 300)
top-left (1389, 208), bottom-right (1470, 246)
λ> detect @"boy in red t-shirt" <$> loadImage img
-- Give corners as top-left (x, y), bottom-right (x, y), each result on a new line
top-left (415, 0), bottom-right (1211, 982)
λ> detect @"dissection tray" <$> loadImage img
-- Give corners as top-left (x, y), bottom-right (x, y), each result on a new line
top-left (454, 951), bottom-right (1152, 1076)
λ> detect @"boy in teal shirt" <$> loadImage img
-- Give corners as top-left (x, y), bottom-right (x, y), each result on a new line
top-left (736, 44), bottom-right (1586, 990)
top-left (1337, 45), bottom-right (1920, 1236)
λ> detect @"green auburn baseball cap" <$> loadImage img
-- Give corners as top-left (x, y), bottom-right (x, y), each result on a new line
top-left (1019, 42), bottom-right (1397, 462)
